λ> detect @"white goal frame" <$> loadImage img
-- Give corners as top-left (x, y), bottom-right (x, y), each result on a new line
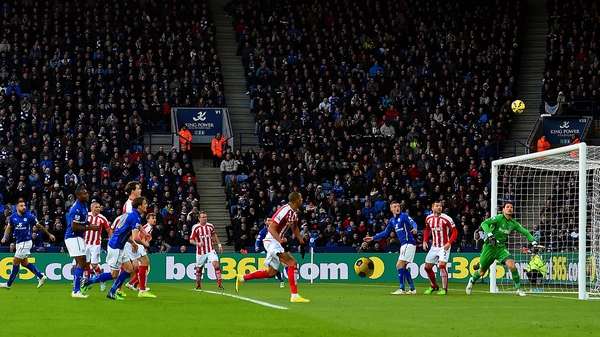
top-left (489, 142), bottom-right (588, 300)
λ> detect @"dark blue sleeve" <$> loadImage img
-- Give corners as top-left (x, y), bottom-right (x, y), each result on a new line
top-left (27, 214), bottom-right (38, 228)
top-left (373, 222), bottom-right (393, 241)
top-left (401, 213), bottom-right (418, 230)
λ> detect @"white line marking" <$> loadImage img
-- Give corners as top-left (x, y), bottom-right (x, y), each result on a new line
top-left (194, 289), bottom-right (289, 310)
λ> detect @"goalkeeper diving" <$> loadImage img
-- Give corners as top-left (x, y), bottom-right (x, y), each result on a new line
top-left (466, 201), bottom-right (541, 296)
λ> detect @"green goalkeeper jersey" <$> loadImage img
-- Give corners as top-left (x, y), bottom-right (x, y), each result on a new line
top-left (481, 214), bottom-right (535, 247)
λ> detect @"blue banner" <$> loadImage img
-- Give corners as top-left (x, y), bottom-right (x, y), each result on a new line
top-left (176, 108), bottom-right (223, 143)
top-left (542, 116), bottom-right (589, 145)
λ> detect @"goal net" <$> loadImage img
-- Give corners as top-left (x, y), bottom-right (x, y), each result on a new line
top-left (489, 142), bottom-right (598, 300)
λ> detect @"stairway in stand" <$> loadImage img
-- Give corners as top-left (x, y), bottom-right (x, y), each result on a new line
top-left (511, 0), bottom-right (548, 156)
top-left (195, 164), bottom-right (234, 253)
top-left (211, 0), bottom-right (256, 150)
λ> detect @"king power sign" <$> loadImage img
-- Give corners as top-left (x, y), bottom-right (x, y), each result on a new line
top-left (543, 116), bottom-right (589, 145)
top-left (176, 108), bottom-right (223, 142)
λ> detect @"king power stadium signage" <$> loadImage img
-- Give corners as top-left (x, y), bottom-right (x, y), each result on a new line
top-left (0, 253), bottom-right (594, 284)
top-left (543, 116), bottom-right (589, 145)
top-left (176, 108), bottom-right (223, 142)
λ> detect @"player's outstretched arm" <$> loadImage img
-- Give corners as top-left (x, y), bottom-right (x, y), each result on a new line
top-left (1, 223), bottom-right (12, 243)
top-left (515, 225), bottom-right (536, 243)
top-left (36, 223), bottom-right (55, 242)
top-left (368, 222), bottom-right (393, 242)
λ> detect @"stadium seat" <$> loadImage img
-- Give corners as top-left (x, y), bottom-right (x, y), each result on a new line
top-left (237, 174), bottom-right (248, 182)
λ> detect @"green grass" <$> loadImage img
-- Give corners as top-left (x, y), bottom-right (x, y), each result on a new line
top-left (2, 281), bottom-right (598, 337)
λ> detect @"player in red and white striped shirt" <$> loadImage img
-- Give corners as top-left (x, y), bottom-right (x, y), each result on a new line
top-left (190, 211), bottom-right (224, 290)
top-left (235, 192), bottom-right (309, 303)
top-left (123, 181), bottom-right (142, 214)
top-left (83, 202), bottom-right (110, 290)
top-left (125, 212), bottom-right (157, 294)
top-left (422, 201), bottom-right (458, 295)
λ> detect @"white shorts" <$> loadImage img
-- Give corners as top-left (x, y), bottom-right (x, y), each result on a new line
top-left (425, 246), bottom-right (451, 264)
top-left (125, 242), bottom-right (147, 260)
top-left (263, 239), bottom-right (285, 270)
top-left (398, 244), bottom-right (416, 263)
top-left (65, 237), bottom-right (87, 257)
top-left (106, 247), bottom-right (130, 270)
top-left (196, 250), bottom-right (219, 267)
top-left (14, 240), bottom-right (33, 259)
top-left (86, 245), bottom-right (102, 264)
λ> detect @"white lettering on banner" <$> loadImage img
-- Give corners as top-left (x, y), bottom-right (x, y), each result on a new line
top-left (408, 262), bottom-right (419, 278)
top-left (298, 263), bottom-right (348, 280)
top-left (63, 264), bottom-right (73, 280)
top-left (549, 128), bottom-right (581, 134)
top-left (299, 263), bottom-right (319, 279)
top-left (166, 256), bottom-right (186, 280)
top-left (166, 256), bottom-right (216, 280)
top-left (319, 263), bottom-right (348, 280)
top-left (47, 263), bottom-right (63, 281)
top-left (569, 263), bottom-right (577, 281)
top-left (184, 122), bottom-right (215, 129)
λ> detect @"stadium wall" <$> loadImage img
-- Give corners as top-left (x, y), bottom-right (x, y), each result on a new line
top-left (0, 253), bottom-right (588, 284)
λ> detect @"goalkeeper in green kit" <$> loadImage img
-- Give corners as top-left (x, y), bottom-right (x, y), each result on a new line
top-left (466, 201), bottom-right (540, 296)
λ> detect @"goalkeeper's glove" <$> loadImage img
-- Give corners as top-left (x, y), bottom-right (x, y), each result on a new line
top-left (488, 234), bottom-right (498, 247)
top-left (281, 241), bottom-right (290, 252)
top-left (532, 241), bottom-right (544, 250)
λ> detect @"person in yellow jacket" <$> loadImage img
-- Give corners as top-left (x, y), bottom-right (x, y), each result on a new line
top-left (525, 249), bottom-right (546, 287)
top-left (211, 132), bottom-right (226, 168)
top-left (178, 125), bottom-right (193, 153)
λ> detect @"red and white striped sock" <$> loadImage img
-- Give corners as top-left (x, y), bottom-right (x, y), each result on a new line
top-left (215, 266), bottom-right (222, 286)
top-left (138, 265), bottom-right (148, 291)
top-left (288, 265), bottom-right (298, 295)
top-left (440, 264), bottom-right (448, 290)
top-left (243, 270), bottom-right (269, 281)
top-left (425, 266), bottom-right (438, 288)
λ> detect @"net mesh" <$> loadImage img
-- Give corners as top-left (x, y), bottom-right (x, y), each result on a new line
top-left (493, 146), bottom-right (600, 295)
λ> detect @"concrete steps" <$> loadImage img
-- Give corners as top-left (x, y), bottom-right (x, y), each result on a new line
top-left (509, 0), bottom-right (548, 153)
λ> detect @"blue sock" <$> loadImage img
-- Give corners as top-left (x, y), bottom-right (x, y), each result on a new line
top-left (109, 271), bottom-right (130, 294)
top-left (405, 268), bottom-right (415, 291)
top-left (275, 271), bottom-right (283, 282)
top-left (90, 272), bottom-right (114, 284)
top-left (397, 269), bottom-right (405, 290)
top-left (25, 263), bottom-right (43, 279)
top-left (73, 267), bottom-right (83, 293)
top-left (7, 265), bottom-right (19, 287)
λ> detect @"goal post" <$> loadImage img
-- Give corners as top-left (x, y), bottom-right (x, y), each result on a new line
top-left (489, 142), bottom-right (592, 300)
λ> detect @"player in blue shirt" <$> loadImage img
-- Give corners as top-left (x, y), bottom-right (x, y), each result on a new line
top-left (83, 197), bottom-right (151, 300)
top-left (0, 199), bottom-right (55, 289)
top-left (65, 188), bottom-right (101, 299)
top-left (365, 201), bottom-right (419, 294)
top-left (255, 218), bottom-right (284, 288)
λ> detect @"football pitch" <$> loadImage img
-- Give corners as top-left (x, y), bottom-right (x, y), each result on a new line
top-left (2, 281), bottom-right (597, 337)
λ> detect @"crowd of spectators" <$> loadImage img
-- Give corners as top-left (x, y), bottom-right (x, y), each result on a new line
top-left (0, 0), bottom-right (226, 252)
top-left (543, 0), bottom-right (600, 113)
top-left (222, 0), bottom-right (526, 252)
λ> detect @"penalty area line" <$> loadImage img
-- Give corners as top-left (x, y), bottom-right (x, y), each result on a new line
top-left (193, 289), bottom-right (289, 310)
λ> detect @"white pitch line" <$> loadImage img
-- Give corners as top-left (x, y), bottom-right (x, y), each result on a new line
top-left (194, 289), bottom-right (289, 310)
